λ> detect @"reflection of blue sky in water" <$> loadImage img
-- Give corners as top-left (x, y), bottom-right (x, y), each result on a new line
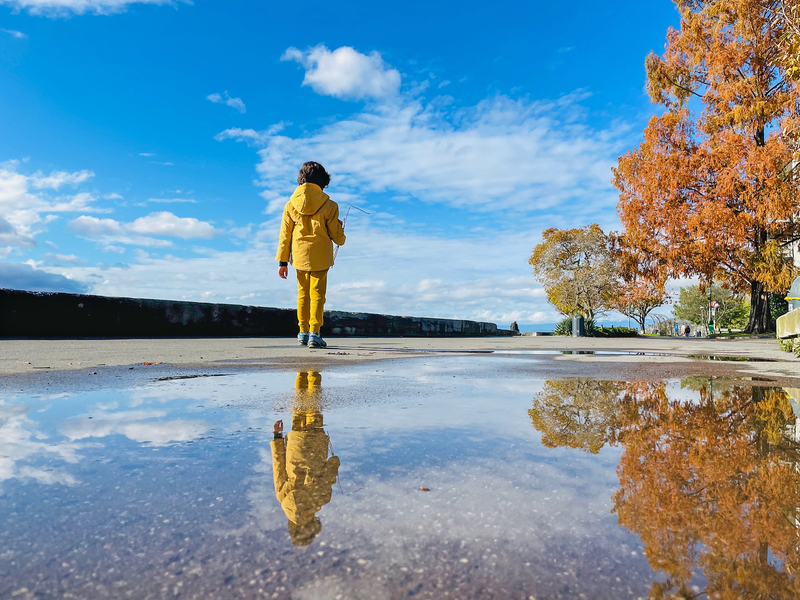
top-left (1, 357), bottom-right (675, 598)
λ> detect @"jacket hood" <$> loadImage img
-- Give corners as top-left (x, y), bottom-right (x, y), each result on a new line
top-left (290, 183), bottom-right (329, 216)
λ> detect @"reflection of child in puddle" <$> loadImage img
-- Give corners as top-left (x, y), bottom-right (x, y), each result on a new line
top-left (271, 371), bottom-right (340, 546)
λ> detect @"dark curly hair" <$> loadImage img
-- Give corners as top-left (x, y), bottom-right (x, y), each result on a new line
top-left (297, 162), bottom-right (331, 189)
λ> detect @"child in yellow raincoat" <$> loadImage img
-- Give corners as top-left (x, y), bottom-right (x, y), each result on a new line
top-left (276, 162), bottom-right (346, 349)
top-left (271, 372), bottom-right (340, 546)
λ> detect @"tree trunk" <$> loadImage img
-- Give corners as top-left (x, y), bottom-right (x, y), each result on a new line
top-left (636, 316), bottom-right (646, 333)
top-left (745, 223), bottom-right (772, 334)
top-left (745, 279), bottom-right (772, 333)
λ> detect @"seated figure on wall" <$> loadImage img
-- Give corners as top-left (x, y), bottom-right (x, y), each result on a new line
top-left (271, 371), bottom-right (340, 546)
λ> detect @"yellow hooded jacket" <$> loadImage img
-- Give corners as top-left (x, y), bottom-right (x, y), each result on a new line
top-left (270, 428), bottom-right (340, 525)
top-left (275, 183), bottom-right (346, 272)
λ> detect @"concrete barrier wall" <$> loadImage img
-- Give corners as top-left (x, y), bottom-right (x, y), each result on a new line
top-left (777, 308), bottom-right (800, 339)
top-left (0, 289), bottom-right (510, 338)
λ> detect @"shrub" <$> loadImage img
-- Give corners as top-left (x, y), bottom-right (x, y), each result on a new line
top-left (554, 317), bottom-right (573, 336)
top-left (553, 316), bottom-right (638, 337)
top-left (591, 324), bottom-right (639, 338)
top-left (779, 337), bottom-right (800, 357)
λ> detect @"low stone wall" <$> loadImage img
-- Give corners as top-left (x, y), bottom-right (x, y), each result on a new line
top-left (0, 289), bottom-right (510, 338)
top-left (777, 308), bottom-right (800, 339)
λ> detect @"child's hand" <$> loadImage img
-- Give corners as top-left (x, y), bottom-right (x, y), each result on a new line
top-left (278, 266), bottom-right (288, 279)
top-left (273, 420), bottom-right (283, 434)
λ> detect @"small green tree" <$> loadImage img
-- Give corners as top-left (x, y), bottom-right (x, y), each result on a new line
top-left (673, 285), bottom-right (749, 330)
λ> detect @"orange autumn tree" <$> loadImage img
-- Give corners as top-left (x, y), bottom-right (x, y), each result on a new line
top-left (609, 235), bottom-right (669, 332)
top-left (778, 0), bottom-right (800, 80)
top-left (613, 0), bottom-right (800, 333)
top-left (613, 382), bottom-right (800, 598)
top-left (528, 380), bottom-right (800, 596)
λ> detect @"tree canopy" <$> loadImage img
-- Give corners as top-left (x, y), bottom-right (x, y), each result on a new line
top-left (609, 235), bottom-right (669, 331)
top-left (528, 224), bottom-right (617, 320)
top-left (613, 0), bottom-right (800, 333)
top-left (529, 226), bottom-right (669, 327)
top-left (528, 379), bottom-right (800, 597)
top-left (673, 284), bottom-right (750, 329)
top-left (614, 382), bottom-right (800, 598)
top-left (528, 380), bottom-right (625, 454)
top-left (778, 0), bottom-right (800, 81)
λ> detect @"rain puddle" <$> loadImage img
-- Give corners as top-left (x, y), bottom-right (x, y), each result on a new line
top-left (2, 356), bottom-right (799, 599)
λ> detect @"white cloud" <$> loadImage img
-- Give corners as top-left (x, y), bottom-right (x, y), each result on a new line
top-left (0, 0), bottom-right (190, 17)
top-left (213, 123), bottom-right (286, 146)
top-left (30, 169), bottom-right (94, 190)
top-left (48, 191), bottom-right (110, 212)
top-left (207, 91), bottom-right (246, 113)
top-left (0, 163), bottom-right (105, 249)
top-left (67, 215), bottom-right (122, 237)
top-left (42, 252), bottom-right (86, 265)
top-left (103, 192), bottom-right (124, 200)
top-left (2, 28), bottom-right (27, 38)
top-left (218, 92), bottom-right (626, 216)
top-left (138, 152), bottom-right (155, 157)
top-left (69, 211), bottom-right (218, 247)
top-left (0, 216), bottom-right (35, 247)
top-left (70, 215), bottom-right (172, 248)
top-left (281, 45), bottom-right (401, 100)
top-left (129, 211), bottom-right (217, 239)
top-left (141, 197), bottom-right (196, 204)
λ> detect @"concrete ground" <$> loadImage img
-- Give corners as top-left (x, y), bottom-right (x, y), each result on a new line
top-left (1, 335), bottom-right (798, 390)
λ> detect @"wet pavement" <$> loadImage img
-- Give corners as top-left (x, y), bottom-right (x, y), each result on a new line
top-left (2, 355), bottom-right (800, 599)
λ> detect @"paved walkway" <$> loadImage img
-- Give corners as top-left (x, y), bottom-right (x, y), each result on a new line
top-left (1, 335), bottom-right (796, 377)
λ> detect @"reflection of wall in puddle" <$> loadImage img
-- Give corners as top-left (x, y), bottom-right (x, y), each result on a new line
top-left (270, 372), bottom-right (340, 546)
top-left (0, 403), bottom-right (82, 489)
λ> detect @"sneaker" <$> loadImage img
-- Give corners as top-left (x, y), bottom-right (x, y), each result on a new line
top-left (308, 332), bottom-right (327, 349)
top-left (297, 332), bottom-right (309, 346)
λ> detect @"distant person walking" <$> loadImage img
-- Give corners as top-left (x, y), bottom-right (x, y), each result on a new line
top-left (276, 162), bottom-right (346, 349)
top-left (684, 325), bottom-right (691, 338)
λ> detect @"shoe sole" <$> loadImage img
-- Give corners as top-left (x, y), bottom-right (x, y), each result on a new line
top-left (308, 343), bottom-right (327, 349)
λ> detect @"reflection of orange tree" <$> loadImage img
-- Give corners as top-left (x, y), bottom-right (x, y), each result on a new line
top-left (530, 380), bottom-right (800, 598)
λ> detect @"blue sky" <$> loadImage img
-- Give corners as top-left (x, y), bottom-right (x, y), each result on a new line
top-left (0, 0), bottom-right (679, 325)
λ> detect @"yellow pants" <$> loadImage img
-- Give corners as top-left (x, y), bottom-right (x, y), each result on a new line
top-left (296, 269), bottom-right (328, 333)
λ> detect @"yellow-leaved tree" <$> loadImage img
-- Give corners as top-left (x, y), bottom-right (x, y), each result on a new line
top-left (528, 224), bottom-right (617, 321)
